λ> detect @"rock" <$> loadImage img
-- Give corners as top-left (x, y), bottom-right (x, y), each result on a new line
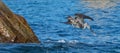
top-left (81, 0), bottom-right (117, 9)
top-left (0, 1), bottom-right (40, 43)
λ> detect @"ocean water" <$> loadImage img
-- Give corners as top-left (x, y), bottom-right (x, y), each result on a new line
top-left (1, 0), bottom-right (120, 53)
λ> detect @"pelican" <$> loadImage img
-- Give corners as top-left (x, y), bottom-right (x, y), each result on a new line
top-left (74, 13), bottom-right (94, 29)
top-left (74, 13), bottom-right (96, 35)
top-left (65, 13), bottom-right (96, 35)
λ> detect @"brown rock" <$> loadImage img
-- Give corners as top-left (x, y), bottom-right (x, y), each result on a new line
top-left (0, 1), bottom-right (40, 43)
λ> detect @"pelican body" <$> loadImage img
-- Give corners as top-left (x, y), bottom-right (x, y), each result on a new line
top-left (66, 13), bottom-right (94, 29)
top-left (65, 13), bottom-right (96, 35)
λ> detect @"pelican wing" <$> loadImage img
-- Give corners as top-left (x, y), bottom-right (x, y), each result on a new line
top-left (75, 13), bottom-right (94, 21)
top-left (83, 15), bottom-right (94, 21)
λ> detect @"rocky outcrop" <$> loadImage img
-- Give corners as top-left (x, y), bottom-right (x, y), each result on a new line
top-left (82, 0), bottom-right (117, 9)
top-left (0, 1), bottom-right (40, 43)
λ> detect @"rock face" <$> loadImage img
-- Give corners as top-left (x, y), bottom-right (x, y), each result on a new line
top-left (81, 0), bottom-right (117, 9)
top-left (0, 1), bottom-right (40, 43)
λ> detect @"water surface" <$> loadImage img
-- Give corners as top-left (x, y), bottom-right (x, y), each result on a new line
top-left (1, 0), bottom-right (120, 53)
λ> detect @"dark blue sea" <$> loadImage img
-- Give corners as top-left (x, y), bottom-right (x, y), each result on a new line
top-left (1, 0), bottom-right (120, 53)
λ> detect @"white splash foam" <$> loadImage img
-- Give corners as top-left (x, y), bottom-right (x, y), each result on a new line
top-left (58, 39), bottom-right (66, 43)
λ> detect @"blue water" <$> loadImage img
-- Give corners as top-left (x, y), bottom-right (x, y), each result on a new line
top-left (1, 0), bottom-right (120, 53)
